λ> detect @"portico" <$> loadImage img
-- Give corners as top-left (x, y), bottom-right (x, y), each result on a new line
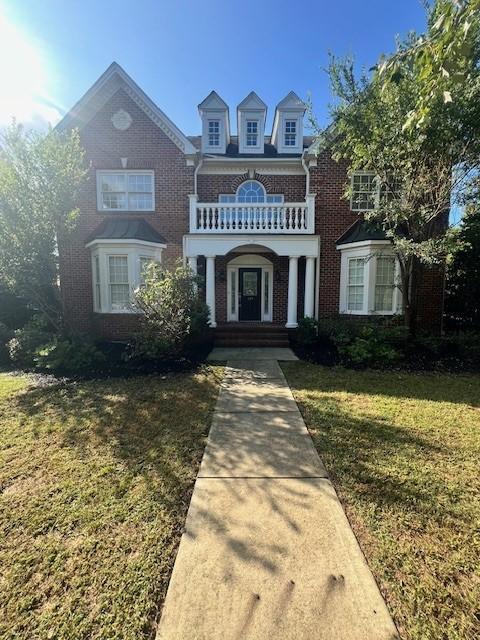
top-left (184, 234), bottom-right (320, 328)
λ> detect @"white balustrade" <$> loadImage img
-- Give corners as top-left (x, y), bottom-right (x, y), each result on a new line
top-left (189, 200), bottom-right (315, 234)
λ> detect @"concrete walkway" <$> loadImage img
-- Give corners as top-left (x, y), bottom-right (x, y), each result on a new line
top-left (157, 351), bottom-right (398, 640)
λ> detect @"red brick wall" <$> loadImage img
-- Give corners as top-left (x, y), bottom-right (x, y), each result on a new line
top-left (58, 88), bottom-right (194, 337)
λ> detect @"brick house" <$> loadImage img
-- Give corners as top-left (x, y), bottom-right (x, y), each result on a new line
top-left (57, 63), bottom-right (444, 345)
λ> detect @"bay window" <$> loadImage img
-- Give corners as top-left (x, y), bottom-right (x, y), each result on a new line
top-left (89, 243), bottom-right (163, 313)
top-left (97, 171), bottom-right (154, 212)
top-left (339, 243), bottom-right (400, 315)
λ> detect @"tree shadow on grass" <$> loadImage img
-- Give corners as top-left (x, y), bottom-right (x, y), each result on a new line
top-left (283, 362), bottom-right (480, 407)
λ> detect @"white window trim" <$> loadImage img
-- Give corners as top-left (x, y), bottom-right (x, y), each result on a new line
top-left (276, 112), bottom-right (303, 154)
top-left (238, 110), bottom-right (265, 154)
top-left (218, 180), bottom-right (284, 203)
top-left (207, 118), bottom-right (221, 149)
top-left (89, 241), bottom-right (164, 313)
top-left (96, 170), bottom-right (155, 213)
top-left (226, 255), bottom-right (273, 322)
top-left (338, 242), bottom-right (401, 316)
top-left (349, 171), bottom-right (379, 213)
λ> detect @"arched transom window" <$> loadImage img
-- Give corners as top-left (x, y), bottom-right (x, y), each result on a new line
top-left (219, 180), bottom-right (283, 204)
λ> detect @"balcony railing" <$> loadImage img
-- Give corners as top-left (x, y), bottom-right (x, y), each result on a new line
top-left (189, 195), bottom-right (315, 234)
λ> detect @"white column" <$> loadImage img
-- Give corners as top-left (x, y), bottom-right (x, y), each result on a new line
top-left (188, 256), bottom-right (197, 276)
top-left (304, 256), bottom-right (315, 318)
top-left (286, 256), bottom-right (298, 328)
top-left (205, 256), bottom-right (216, 327)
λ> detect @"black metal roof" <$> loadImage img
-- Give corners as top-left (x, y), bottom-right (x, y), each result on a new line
top-left (186, 135), bottom-right (314, 158)
top-left (86, 218), bottom-right (167, 245)
top-left (336, 220), bottom-right (388, 246)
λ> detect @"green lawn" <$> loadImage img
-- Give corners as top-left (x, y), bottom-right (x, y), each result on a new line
top-left (0, 368), bottom-right (222, 640)
top-left (282, 363), bottom-right (480, 640)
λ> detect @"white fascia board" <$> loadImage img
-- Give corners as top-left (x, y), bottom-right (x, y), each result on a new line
top-left (336, 240), bottom-right (392, 251)
top-left (56, 62), bottom-right (197, 155)
top-left (85, 238), bottom-right (167, 250)
top-left (184, 234), bottom-right (320, 258)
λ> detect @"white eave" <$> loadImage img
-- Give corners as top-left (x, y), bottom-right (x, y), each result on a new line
top-left (56, 62), bottom-right (197, 155)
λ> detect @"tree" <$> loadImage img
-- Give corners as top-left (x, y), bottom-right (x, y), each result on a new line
top-left (445, 178), bottom-right (480, 328)
top-left (313, 0), bottom-right (480, 332)
top-left (132, 261), bottom-right (209, 360)
top-left (0, 124), bottom-right (87, 330)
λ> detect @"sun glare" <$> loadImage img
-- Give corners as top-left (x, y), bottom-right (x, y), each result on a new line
top-left (0, 11), bottom-right (61, 129)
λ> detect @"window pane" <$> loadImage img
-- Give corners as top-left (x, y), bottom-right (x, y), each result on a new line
top-left (109, 256), bottom-right (128, 284)
top-left (347, 258), bottom-right (364, 311)
top-left (264, 271), bottom-right (269, 315)
top-left (128, 193), bottom-right (153, 210)
top-left (237, 181), bottom-right (266, 203)
top-left (375, 257), bottom-right (395, 311)
top-left (230, 271), bottom-right (236, 315)
top-left (102, 192), bottom-right (126, 209)
top-left (243, 271), bottom-right (258, 296)
top-left (101, 174), bottom-right (126, 192)
top-left (351, 173), bottom-right (376, 211)
top-left (94, 255), bottom-right (101, 310)
top-left (128, 174), bottom-right (152, 192)
top-left (110, 284), bottom-right (130, 309)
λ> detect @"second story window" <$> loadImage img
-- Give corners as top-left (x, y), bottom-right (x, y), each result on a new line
top-left (350, 172), bottom-right (377, 212)
top-left (219, 181), bottom-right (283, 204)
top-left (284, 120), bottom-right (297, 146)
top-left (208, 120), bottom-right (220, 147)
top-left (246, 121), bottom-right (258, 147)
top-left (97, 171), bottom-right (154, 212)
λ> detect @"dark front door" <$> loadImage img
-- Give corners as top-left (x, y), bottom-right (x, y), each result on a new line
top-left (239, 268), bottom-right (261, 321)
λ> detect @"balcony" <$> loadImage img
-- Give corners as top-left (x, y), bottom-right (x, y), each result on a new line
top-left (189, 194), bottom-right (315, 234)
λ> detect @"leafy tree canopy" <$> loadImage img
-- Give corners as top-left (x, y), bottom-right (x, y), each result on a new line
top-left (0, 124), bottom-right (87, 329)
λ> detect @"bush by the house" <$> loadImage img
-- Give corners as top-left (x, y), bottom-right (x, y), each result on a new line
top-left (34, 335), bottom-right (106, 373)
top-left (7, 316), bottom-right (54, 369)
top-left (6, 315), bottom-right (105, 373)
top-left (295, 317), bottom-right (480, 371)
top-left (130, 261), bottom-right (210, 362)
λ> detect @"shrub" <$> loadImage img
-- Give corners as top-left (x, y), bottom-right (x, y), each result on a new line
top-left (0, 322), bottom-right (13, 366)
top-left (297, 317), bottom-right (319, 347)
top-left (338, 325), bottom-right (401, 368)
top-left (7, 316), bottom-right (53, 369)
top-left (34, 335), bottom-right (106, 373)
top-left (131, 261), bottom-right (210, 361)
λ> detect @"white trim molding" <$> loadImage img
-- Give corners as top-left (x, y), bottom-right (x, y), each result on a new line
top-left (337, 241), bottom-right (402, 316)
top-left (226, 254), bottom-right (273, 322)
top-left (184, 234), bottom-right (320, 259)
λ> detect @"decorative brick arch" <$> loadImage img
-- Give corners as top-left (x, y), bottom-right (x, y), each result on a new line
top-left (230, 172), bottom-right (273, 194)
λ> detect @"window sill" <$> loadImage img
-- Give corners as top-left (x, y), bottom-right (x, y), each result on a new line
top-left (96, 210), bottom-right (155, 214)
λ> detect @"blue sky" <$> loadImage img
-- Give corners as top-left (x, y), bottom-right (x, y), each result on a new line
top-left (0, 0), bottom-right (428, 134)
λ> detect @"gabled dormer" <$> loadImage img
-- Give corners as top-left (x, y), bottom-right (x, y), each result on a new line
top-left (198, 91), bottom-right (230, 154)
top-left (271, 91), bottom-right (305, 154)
top-left (237, 92), bottom-right (267, 155)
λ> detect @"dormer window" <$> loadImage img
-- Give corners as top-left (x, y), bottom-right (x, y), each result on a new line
top-left (246, 121), bottom-right (258, 147)
top-left (208, 120), bottom-right (220, 147)
top-left (284, 120), bottom-right (297, 146)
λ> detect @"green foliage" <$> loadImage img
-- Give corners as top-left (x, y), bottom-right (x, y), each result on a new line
top-left (314, 0), bottom-right (480, 332)
top-left (337, 325), bottom-right (401, 368)
top-left (0, 322), bottom-right (13, 366)
top-left (0, 124), bottom-right (88, 329)
top-left (34, 335), bottom-right (106, 373)
top-left (296, 317), bottom-right (319, 347)
top-left (7, 316), bottom-right (53, 369)
top-left (131, 261), bottom-right (210, 361)
top-left (379, 0), bottom-right (480, 130)
top-left (446, 204), bottom-right (480, 328)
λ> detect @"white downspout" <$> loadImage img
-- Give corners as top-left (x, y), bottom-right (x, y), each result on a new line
top-left (302, 150), bottom-right (320, 320)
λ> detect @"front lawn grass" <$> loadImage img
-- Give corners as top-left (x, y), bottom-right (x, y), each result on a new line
top-left (0, 367), bottom-right (222, 640)
top-left (282, 363), bottom-right (480, 640)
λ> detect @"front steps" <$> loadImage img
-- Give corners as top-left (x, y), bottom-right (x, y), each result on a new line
top-left (213, 323), bottom-right (290, 348)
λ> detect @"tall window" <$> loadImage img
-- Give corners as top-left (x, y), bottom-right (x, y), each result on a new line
top-left (208, 120), bottom-right (220, 147)
top-left (97, 171), bottom-right (154, 211)
top-left (375, 256), bottom-right (396, 311)
top-left (350, 172), bottom-right (377, 212)
top-left (246, 121), bottom-right (258, 147)
top-left (347, 258), bottom-right (365, 311)
top-left (219, 181), bottom-right (283, 204)
top-left (284, 120), bottom-right (297, 146)
top-left (94, 255), bottom-right (101, 311)
top-left (108, 256), bottom-right (130, 310)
